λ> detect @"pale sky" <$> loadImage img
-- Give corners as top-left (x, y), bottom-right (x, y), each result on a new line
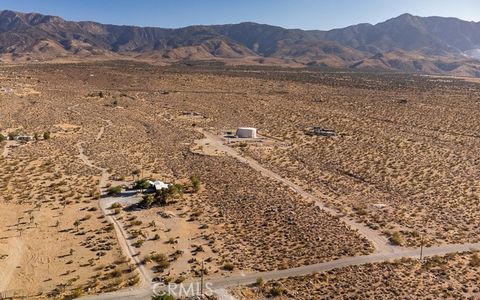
top-left (1, 0), bottom-right (479, 30)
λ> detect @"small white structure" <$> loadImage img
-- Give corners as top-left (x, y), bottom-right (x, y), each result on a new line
top-left (147, 180), bottom-right (169, 191)
top-left (16, 135), bottom-right (33, 141)
top-left (236, 127), bottom-right (257, 139)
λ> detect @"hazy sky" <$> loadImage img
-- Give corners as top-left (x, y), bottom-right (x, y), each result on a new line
top-left (1, 0), bottom-right (479, 30)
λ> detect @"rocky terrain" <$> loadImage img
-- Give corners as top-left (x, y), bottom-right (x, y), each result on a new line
top-left (1, 10), bottom-right (480, 76)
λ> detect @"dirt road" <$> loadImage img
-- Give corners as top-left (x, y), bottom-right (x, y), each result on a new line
top-left (1, 141), bottom-right (15, 158)
top-left (77, 137), bottom-right (152, 295)
top-left (0, 238), bottom-right (23, 292)
top-left (77, 128), bottom-right (480, 300)
top-left (206, 242), bottom-right (480, 289)
top-left (196, 129), bottom-right (396, 253)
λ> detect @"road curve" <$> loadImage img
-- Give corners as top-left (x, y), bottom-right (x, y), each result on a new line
top-left (196, 129), bottom-right (396, 253)
top-left (206, 242), bottom-right (480, 289)
top-left (100, 242), bottom-right (480, 299)
top-left (77, 129), bottom-right (480, 300)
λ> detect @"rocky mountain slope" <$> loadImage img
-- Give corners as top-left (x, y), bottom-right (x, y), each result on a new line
top-left (1, 10), bottom-right (479, 76)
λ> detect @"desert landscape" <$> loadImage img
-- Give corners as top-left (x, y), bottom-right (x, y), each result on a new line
top-left (232, 251), bottom-right (480, 299)
top-left (0, 59), bottom-right (479, 299)
top-left (1, 3), bottom-right (480, 299)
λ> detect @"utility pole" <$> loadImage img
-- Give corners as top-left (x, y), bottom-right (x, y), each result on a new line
top-left (420, 234), bottom-right (424, 261)
top-left (200, 260), bottom-right (204, 297)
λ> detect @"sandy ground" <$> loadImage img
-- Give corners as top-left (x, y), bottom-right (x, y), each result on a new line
top-left (231, 251), bottom-right (480, 299)
top-left (1, 61), bottom-right (479, 299)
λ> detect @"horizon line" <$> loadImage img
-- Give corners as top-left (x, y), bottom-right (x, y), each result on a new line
top-left (1, 9), bottom-right (478, 31)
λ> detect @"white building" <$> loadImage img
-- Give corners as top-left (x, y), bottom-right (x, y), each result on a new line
top-left (147, 180), bottom-right (169, 191)
top-left (236, 127), bottom-right (257, 138)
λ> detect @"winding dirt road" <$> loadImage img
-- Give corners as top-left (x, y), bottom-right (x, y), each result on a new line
top-left (196, 129), bottom-right (396, 253)
top-left (78, 128), bottom-right (480, 299)
top-left (76, 128), bottom-right (153, 297)
top-left (81, 241), bottom-right (480, 299)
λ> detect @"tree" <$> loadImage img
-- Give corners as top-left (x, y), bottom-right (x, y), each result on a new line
top-left (190, 175), bottom-right (201, 193)
top-left (155, 184), bottom-right (184, 205)
top-left (33, 132), bottom-right (39, 141)
top-left (140, 194), bottom-right (155, 208)
top-left (0, 134), bottom-right (5, 142)
top-left (43, 131), bottom-right (50, 140)
top-left (132, 169), bottom-right (141, 180)
top-left (8, 132), bottom-right (16, 140)
top-left (134, 178), bottom-right (151, 190)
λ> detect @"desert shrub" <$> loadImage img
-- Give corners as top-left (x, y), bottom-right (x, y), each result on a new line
top-left (174, 276), bottom-right (186, 284)
top-left (470, 253), bottom-right (480, 267)
top-left (64, 287), bottom-right (83, 299)
top-left (270, 283), bottom-right (285, 297)
top-left (128, 274), bottom-right (140, 286)
top-left (149, 253), bottom-right (170, 269)
top-left (107, 186), bottom-right (122, 195)
top-left (105, 224), bottom-right (114, 232)
top-left (256, 277), bottom-right (264, 287)
top-left (110, 202), bottom-right (122, 209)
top-left (389, 231), bottom-right (404, 246)
top-left (152, 294), bottom-right (175, 300)
top-left (134, 239), bottom-right (144, 248)
top-left (110, 269), bottom-right (122, 278)
top-left (131, 220), bottom-right (142, 226)
top-left (80, 214), bottom-right (91, 221)
top-left (223, 263), bottom-right (235, 271)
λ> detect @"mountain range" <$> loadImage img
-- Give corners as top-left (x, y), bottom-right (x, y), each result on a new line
top-left (1, 10), bottom-right (480, 77)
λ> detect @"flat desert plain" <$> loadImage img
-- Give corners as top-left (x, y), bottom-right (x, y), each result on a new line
top-left (0, 61), bottom-right (479, 299)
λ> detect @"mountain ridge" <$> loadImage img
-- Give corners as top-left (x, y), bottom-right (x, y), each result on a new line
top-left (1, 9), bottom-right (479, 77)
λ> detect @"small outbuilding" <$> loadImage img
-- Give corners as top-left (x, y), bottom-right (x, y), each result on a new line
top-left (236, 127), bottom-right (257, 139)
top-left (16, 135), bottom-right (33, 141)
top-left (310, 127), bottom-right (337, 137)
